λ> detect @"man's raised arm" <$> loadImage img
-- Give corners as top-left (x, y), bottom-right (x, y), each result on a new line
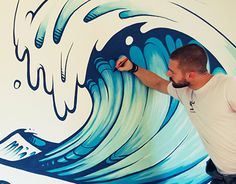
top-left (115, 56), bottom-right (170, 94)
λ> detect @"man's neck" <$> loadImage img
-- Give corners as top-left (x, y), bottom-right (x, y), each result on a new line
top-left (190, 73), bottom-right (213, 90)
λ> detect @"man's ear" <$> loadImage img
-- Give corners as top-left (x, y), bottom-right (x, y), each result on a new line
top-left (186, 71), bottom-right (196, 80)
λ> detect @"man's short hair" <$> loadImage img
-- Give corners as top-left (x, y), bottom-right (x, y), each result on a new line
top-left (170, 44), bottom-right (208, 73)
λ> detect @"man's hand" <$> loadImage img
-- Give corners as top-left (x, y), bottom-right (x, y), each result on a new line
top-left (115, 56), bottom-right (133, 71)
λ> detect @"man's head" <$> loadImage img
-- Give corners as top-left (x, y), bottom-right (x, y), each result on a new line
top-left (166, 44), bottom-right (208, 88)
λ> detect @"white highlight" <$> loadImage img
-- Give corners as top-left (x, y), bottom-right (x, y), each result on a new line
top-left (126, 36), bottom-right (134, 45)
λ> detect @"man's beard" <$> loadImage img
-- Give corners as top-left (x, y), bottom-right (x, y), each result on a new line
top-left (170, 78), bottom-right (190, 88)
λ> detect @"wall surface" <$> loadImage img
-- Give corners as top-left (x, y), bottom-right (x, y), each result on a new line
top-left (0, 0), bottom-right (235, 183)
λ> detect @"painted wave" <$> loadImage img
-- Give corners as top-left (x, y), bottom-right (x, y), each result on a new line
top-left (5, 0), bottom-right (235, 183)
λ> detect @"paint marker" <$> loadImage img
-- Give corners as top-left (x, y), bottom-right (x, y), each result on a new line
top-left (113, 57), bottom-right (128, 72)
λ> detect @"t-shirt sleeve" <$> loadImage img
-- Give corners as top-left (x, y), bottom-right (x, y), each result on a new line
top-left (167, 82), bottom-right (181, 100)
top-left (225, 76), bottom-right (236, 111)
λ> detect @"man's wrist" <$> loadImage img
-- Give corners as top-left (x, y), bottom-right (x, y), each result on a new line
top-left (128, 62), bottom-right (139, 73)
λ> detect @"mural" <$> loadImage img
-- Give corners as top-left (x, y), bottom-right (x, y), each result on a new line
top-left (0, 0), bottom-right (235, 183)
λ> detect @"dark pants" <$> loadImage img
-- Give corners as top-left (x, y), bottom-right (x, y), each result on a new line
top-left (206, 159), bottom-right (236, 184)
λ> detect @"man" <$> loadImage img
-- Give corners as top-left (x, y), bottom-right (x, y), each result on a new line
top-left (115, 44), bottom-right (236, 184)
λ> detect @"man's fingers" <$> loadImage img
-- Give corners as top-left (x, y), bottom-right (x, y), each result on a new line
top-left (115, 57), bottom-right (127, 67)
top-left (114, 56), bottom-right (133, 72)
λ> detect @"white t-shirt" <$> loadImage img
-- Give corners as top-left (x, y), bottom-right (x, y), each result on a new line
top-left (167, 74), bottom-right (236, 174)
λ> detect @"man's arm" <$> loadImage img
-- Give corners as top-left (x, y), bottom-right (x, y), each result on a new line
top-left (115, 57), bottom-right (170, 94)
top-left (134, 66), bottom-right (170, 94)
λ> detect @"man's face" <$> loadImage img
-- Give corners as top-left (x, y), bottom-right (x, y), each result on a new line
top-left (166, 60), bottom-right (190, 88)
